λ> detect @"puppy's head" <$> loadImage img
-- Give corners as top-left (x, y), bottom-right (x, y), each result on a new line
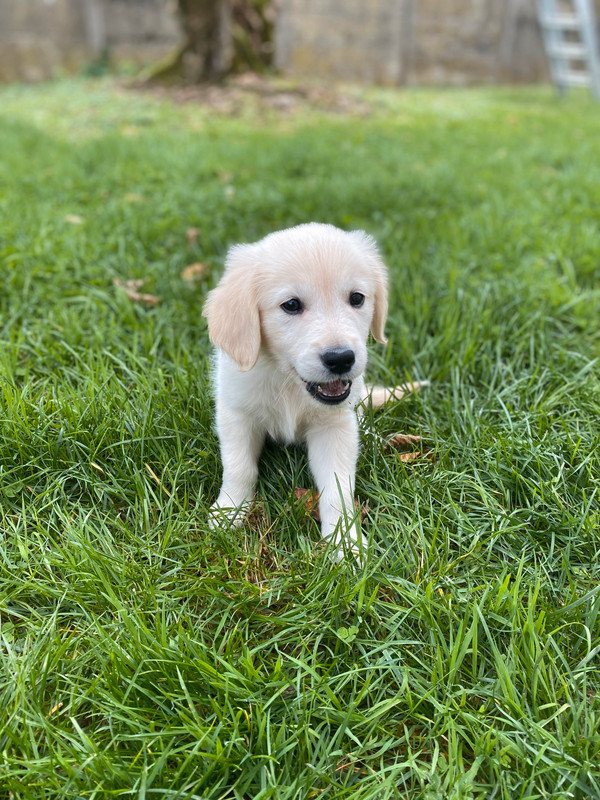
top-left (203, 223), bottom-right (389, 403)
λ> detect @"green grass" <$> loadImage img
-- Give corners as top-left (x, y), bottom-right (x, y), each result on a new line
top-left (0, 77), bottom-right (599, 798)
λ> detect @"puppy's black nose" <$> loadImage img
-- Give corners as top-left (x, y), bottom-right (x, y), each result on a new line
top-left (321, 348), bottom-right (355, 375)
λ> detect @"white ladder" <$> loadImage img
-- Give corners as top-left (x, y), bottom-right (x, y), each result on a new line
top-left (536, 0), bottom-right (600, 98)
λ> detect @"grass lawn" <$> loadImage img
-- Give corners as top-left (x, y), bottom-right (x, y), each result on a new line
top-left (0, 76), bottom-right (599, 799)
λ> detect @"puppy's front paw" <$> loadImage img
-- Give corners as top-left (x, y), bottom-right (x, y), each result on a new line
top-left (208, 496), bottom-right (251, 529)
top-left (331, 532), bottom-right (369, 563)
top-left (324, 533), bottom-right (369, 566)
top-left (322, 516), bottom-right (368, 563)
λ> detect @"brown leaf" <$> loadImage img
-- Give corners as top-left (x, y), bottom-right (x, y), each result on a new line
top-left (399, 450), bottom-right (434, 464)
top-left (358, 500), bottom-right (369, 524)
top-left (186, 227), bottom-right (200, 246)
top-left (294, 488), bottom-right (320, 521)
top-left (180, 262), bottom-right (207, 283)
top-left (293, 488), bottom-right (368, 523)
top-left (113, 278), bottom-right (161, 306)
top-left (386, 433), bottom-right (433, 463)
top-left (399, 451), bottom-right (423, 463)
top-left (386, 433), bottom-right (423, 450)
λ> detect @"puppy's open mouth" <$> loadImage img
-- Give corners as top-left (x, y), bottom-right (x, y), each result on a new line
top-left (305, 379), bottom-right (352, 405)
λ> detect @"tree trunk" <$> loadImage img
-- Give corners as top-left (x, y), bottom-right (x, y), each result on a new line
top-left (178, 0), bottom-right (232, 81)
top-left (145, 0), bottom-right (273, 85)
top-left (82, 0), bottom-right (107, 57)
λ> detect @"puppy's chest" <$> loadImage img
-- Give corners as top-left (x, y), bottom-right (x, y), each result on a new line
top-left (259, 392), bottom-right (308, 445)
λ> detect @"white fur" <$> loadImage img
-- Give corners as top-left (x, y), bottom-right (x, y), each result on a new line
top-left (203, 223), bottom-right (419, 556)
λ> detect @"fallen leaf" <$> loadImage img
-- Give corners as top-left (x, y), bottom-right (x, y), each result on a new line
top-left (385, 434), bottom-right (433, 463)
top-left (180, 262), bottom-right (207, 283)
top-left (294, 488), bottom-right (320, 520)
top-left (293, 488), bottom-right (368, 522)
top-left (113, 278), bottom-right (161, 306)
top-left (186, 227), bottom-right (200, 246)
top-left (65, 214), bottom-right (84, 224)
top-left (399, 450), bottom-right (434, 464)
top-left (386, 433), bottom-right (423, 450)
top-left (399, 451), bottom-right (423, 463)
top-left (358, 501), bottom-right (369, 523)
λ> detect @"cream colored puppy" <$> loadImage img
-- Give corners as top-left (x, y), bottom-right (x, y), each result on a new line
top-left (204, 223), bottom-right (419, 554)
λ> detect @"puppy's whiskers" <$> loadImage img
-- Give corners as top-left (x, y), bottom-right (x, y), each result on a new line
top-left (273, 372), bottom-right (295, 405)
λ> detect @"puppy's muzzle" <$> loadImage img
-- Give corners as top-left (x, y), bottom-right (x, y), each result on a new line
top-left (304, 348), bottom-right (355, 405)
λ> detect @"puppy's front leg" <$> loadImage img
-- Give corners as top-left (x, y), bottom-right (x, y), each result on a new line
top-left (210, 406), bottom-right (264, 527)
top-left (306, 415), bottom-right (366, 556)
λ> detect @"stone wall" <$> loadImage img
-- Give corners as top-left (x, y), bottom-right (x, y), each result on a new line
top-left (275, 0), bottom-right (408, 85)
top-left (275, 0), bottom-right (600, 85)
top-left (0, 0), bottom-right (180, 82)
top-left (407, 0), bottom-right (548, 85)
top-left (2, 0), bottom-right (600, 86)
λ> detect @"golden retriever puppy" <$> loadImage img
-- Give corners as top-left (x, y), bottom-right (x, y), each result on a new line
top-left (204, 223), bottom-right (421, 555)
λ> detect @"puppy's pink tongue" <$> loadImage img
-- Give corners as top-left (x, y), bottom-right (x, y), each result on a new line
top-left (320, 380), bottom-right (347, 397)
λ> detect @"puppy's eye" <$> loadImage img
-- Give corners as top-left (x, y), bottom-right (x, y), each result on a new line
top-left (281, 298), bottom-right (303, 314)
top-left (349, 292), bottom-right (365, 308)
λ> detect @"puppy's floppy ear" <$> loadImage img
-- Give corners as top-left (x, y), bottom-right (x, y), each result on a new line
top-left (203, 243), bottom-right (261, 371)
top-left (350, 230), bottom-right (389, 345)
top-left (371, 262), bottom-right (389, 345)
